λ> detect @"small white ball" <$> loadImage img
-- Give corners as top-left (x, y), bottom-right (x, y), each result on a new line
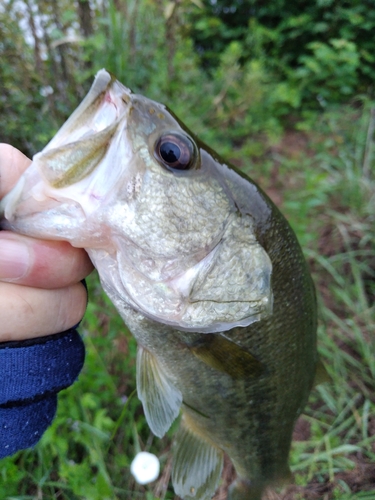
top-left (130, 451), bottom-right (160, 485)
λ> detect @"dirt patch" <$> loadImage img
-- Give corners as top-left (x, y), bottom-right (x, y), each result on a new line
top-left (270, 131), bottom-right (312, 161)
top-left (293, 417), bottom-right (311, 442)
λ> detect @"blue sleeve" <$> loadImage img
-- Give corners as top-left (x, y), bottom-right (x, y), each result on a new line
top-left (0, 328), bottom-right (85, 458)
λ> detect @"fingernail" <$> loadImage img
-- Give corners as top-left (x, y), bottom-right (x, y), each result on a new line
top-left (0, 238), bottom-right (30, 280)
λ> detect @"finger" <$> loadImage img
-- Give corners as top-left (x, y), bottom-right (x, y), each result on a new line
top-left (0, 231), bottom-right (94, 289)
top-left (0, 281), bottom-right (87, 342)
top-left (0, 144), bottom-right (31, 198)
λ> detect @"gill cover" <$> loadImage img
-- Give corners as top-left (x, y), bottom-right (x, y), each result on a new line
top-left (115, 212), bottom-right (273, 334)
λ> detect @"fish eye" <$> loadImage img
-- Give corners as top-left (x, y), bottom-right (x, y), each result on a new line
top-left (155, 132), bottom-right (196, 171)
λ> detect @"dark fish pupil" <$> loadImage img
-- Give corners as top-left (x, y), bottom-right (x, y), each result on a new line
top-left (160, 142), bottom-right (180, 163)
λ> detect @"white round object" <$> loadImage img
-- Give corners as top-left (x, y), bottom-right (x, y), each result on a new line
top-left (130, 451), bottom-right (160, 485)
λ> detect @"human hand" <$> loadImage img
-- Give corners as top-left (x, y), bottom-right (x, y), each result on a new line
top-left (0, 143), bottom-right (94, 341)
top-left (0, 144), bottom-right (93, 458)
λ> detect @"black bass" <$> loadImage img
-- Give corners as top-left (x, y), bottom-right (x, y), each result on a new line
top-left (1, 70), bottom-right (318, 500)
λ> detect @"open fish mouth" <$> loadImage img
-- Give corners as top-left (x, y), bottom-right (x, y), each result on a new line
top-left (1, 70), bottom-right (133, 245)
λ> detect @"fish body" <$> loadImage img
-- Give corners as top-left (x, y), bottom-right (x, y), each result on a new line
top-left (1, 70), bottom-right (318, 499)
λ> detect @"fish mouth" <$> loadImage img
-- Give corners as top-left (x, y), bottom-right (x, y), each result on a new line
top-left (42, 69), bottom-right (132, 152)
top-left (0, 70), bottom-right (133, 244)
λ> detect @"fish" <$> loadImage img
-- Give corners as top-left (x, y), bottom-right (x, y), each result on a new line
top-left (1, 70), bottom-right (318, 500)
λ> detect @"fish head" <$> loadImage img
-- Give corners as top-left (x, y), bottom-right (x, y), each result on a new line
top-left (1, 70), bottom-right (273, 333)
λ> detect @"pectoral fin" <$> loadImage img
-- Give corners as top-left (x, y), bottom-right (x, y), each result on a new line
top-left (136, 346), bottom-right (182, 438)
top-left (190, 334), bottom-right (264, 379)
top-left (172, 417), bottom-right (224, 500)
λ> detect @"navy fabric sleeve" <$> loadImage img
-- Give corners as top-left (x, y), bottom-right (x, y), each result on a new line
top-left (0, 329), bottom-right (85, 458)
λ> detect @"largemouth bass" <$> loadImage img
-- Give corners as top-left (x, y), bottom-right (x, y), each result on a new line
top-left (1, 70), bottom-right (318, 500)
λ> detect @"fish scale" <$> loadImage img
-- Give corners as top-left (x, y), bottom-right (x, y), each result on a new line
top-left (1, 70), bottom-right (318, 500)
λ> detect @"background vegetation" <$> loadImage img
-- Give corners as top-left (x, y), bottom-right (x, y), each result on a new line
top-left (0, 0), bottom-right (374, 499)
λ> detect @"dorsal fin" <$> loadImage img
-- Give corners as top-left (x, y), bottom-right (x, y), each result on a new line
top-left (136, 346), bottom-right (182, 438)
top-left (172, 417), bottom-right (224, 500)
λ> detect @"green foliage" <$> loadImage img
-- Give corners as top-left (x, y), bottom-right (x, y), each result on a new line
top-left (82, 0), bottom-right (166, 94)
top-left (0, 9), bottom-right (49, 154)
top-left (1, 0), bottom-right (374, 498)
top-left (272, 103), bottom-right (374, 499)
top-left (188, 0), bottom-right (375, 106)
top-left (294, 38), bottom-right (360, 103)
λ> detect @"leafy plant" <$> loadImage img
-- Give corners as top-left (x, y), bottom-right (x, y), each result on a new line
top-left (1, 1), bottom-right (374, 498)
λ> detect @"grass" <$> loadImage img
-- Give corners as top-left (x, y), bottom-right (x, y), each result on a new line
top-left (261, 103), bottom-right (375, 500)
top-left (1, 102), bottom-right (374, 499)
